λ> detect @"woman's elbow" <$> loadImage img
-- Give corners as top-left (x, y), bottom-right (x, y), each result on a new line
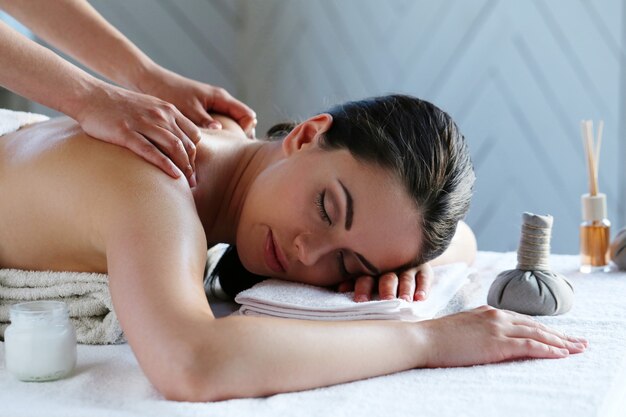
top-left (155, 360), bottom-right (224, 403)
top-left (138, 337), bottom-right (224, 402)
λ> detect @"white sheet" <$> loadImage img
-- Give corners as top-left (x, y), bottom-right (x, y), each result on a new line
top-left (1, 251), bottom-right (625, 417)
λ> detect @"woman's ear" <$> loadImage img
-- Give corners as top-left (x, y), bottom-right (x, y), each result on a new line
top-left (282, 113), bottom-right (333, 156)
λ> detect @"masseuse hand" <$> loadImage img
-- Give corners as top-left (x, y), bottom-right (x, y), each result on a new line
top-left (418, 306), bottom-right (588, 367)
top-left (0, 0), bottom-right (257, 187)
top-left (338, 263), bottom-right (433, 302)
top-left (138, 66), bottom-right (257, 139)
top-left (76, 84), bottom-right (201, 186)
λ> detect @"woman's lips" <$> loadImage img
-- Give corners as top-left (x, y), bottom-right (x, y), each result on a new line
top-left (265, 229), bottom-right (286, 274)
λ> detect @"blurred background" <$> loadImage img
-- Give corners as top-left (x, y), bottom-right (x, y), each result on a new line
top-left (1, 0), bottom-right (624, 254)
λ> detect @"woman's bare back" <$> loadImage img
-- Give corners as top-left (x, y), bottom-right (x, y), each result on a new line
top-left (0, 116), bottom-right (160, 272)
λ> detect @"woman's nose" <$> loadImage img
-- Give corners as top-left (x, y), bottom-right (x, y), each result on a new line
top-left (293, 232), bottom-right (335, 266)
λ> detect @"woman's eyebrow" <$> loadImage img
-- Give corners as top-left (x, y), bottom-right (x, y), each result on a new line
top-left (338, 179), bottom-right (353, 230)
top-left (337, 179), bottom-right (380, 276)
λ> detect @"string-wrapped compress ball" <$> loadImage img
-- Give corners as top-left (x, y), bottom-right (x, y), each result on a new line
top-left (610, 227), bottom-right (626, 270)
top-left (487, 213), bottom-right (574, 316)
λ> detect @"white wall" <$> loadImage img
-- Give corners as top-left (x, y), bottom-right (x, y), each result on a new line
top-left (6, 0), bottom-right (625, 254)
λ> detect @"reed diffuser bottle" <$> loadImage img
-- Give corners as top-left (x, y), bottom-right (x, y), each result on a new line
top-left (579, 120), bottom-right (610, 273)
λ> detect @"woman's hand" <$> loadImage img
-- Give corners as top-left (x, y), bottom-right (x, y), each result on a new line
top-left (419, 305), bottom-right (588, 368)
top-left (138, 66), bottom-right (257, 138)
top-left (338, 263), bottom-right (433, 302)
top-left (77, 83), bottom-right (201, 186)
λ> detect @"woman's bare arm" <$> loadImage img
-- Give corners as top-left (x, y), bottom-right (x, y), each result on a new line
top-left (103, 169), bottom-right (428, 400)
top-left (103, 172), bottom-right (585, 402)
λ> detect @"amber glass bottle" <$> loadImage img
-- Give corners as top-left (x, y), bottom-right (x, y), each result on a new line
top-left (580, 193), bottom-right (610, 273)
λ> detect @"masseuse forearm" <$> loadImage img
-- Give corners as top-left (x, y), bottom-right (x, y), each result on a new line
top-left (0, 20), bottom-right (104, 118)
top-left (0, 0), bottom-right (156, 91)
top-left (181, 316), bottom-right (427, 401)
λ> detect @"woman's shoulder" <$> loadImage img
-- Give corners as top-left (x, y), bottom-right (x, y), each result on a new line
top-left (2, 115), bottom-right (194, 212)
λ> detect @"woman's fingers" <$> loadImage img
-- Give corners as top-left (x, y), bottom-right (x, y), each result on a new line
top-left (508, 325), bottom-right (587, 353)
top-left (337, 280), bottom-right (354, 293)
top-left (397, 270), bottom-right (416, 302)
top-left (509, 312), bottom-right (589, 347)
top-left (350, 264), bottom-right (431, 303)
top-left (378, 273), bottom-right (398, 300)
top-left (414, 263), bottom-right (433, 301)
top-left (354, 275), bottom-right (375, 302)
top-left (485, 308), bottom-right (588, 358)
top-left (509, 338), bottom-right (571, 359)
top-left (420, 305), bottom-right (588, 368)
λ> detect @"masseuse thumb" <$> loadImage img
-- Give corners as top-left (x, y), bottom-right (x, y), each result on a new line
top-left (193, 107), bottom-right (222, 130)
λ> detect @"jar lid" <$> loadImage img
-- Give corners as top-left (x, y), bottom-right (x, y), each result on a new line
top-left (9, 301), bottom-right (69, 325)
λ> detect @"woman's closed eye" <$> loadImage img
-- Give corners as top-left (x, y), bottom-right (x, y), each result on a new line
top-left (315, 190), bottom-right (350, 277)
top-left (315, 190), bottom-right (332, 225)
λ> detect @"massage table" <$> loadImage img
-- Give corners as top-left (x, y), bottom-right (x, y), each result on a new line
top-left (1, 251), bottom-right (625, 417)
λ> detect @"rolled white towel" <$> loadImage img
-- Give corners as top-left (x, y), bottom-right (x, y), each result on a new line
top-left (0, 108), bottom-right (49, 136)
top-left (235, 263), bottom-right (477, 321)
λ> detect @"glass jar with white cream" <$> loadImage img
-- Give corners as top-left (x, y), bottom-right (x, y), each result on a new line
top-left (4, 301), bottom-right (77, 381)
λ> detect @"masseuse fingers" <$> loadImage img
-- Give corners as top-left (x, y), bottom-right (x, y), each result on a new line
top-left (142, 125), bottom-right (195, 187)
top-left (207, 87), bottom-right (257, 138)
top-left (174, 111), bottom-right (204, 145)
top-left (378, 273), bottom-right (399, 300)
top-left (354, 275), bottom-right (375, 302)
top-left (123, 132), bottom-right (182, 179)
top-left (150, 102), bottom-right (200, 170)
top-left (163, 119), bottom-right (197, 174)
top-left (414, 263), bottom-right (433, 301)
top-left (190, 104), bottom-right (222, 130)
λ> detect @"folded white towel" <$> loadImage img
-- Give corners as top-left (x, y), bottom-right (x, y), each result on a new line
top-left (0, 269), bottom-right (125, 345)
top-left (235, 263), bottom-right (477, 321)
top-left (0, 108), bottom-right (49, 136)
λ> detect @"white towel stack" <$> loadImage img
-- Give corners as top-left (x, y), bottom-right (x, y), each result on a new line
top-left (235, 263), bottom-right (477, 321)
top-left (0, 269), bottom-right (125, 345)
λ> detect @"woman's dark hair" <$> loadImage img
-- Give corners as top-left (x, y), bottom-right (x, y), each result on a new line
top-left (208, 94), bottom-right (475, 300)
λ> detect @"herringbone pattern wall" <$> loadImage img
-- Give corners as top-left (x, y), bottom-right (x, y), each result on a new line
top-left (23, 0), bottom-right (626, 254)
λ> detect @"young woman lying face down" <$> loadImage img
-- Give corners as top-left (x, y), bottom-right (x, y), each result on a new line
top-left (0, 95), bottom-right (587, 401)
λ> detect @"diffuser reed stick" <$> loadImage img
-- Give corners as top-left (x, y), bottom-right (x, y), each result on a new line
top-left (579, 119), bottom-right (609, 273)
top-left (580, 120), bottom-right (603, 196)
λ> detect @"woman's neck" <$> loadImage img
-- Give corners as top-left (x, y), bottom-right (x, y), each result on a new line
top-left (191, 134), bottom-right (282, 246)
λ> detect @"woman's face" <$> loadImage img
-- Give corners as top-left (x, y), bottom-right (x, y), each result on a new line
top-left (235, 115), bottom-right (422, 287)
